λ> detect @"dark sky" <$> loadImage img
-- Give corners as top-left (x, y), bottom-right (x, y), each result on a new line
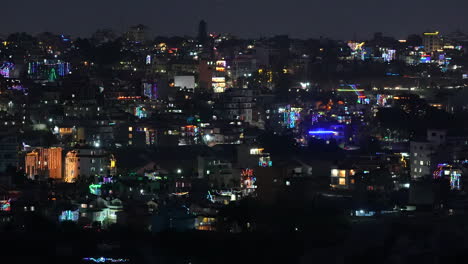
top-left (2, 0), bottom-right (467, 40)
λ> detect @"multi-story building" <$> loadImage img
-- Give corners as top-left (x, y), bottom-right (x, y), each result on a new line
top-left (410, 129), bottom-right (447, 179)
top-left (423, 31), bottom-right (442, 53)
top-left (64, 148), bottom-right (116, 183)
top-left (25, 147), bottom-right (63, 180)
top-left (410, 129), bottom-right (468, 180)
top-left (216, 88), bottom-right (255, 123)
top-left (0, 130), bottom-right (18, 181)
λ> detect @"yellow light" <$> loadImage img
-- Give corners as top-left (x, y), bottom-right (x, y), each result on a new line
top-left (424, 31), bottom-right (439, 36)
top-left (110, 160), bottom-right (116, 168)
top-left (339, 178), bottom-right (346, 185)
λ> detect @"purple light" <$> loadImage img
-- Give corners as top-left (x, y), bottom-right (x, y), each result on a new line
top-left (308, 130), bottom-right (338, 135)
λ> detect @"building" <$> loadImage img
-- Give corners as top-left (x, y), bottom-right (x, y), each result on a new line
top-left (64, 148), bottom-right (116, 183)
top-left (330, 168), bottom-right (356, 190)
top-left (125, 24), bottom-right (148, 43)
top-left (25, 147), bottom-right (63, 180)
top-left (0, 130), bottom-right (18, 174)
top-left (409, 129), bottom-right (468, 180)
top-left (410, 129), bottom-right (447, 179)
top-left (423, 31), bottom-right (442, 53)
top-left (216, 88), bottom-right (255, 123)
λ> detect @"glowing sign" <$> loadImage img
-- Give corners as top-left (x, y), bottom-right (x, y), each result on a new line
top-left (241, 169), bottom-right (256, 189)
top-left (89, 184), bottom-right (102, 195)
top-left (59, 210), bottom-right (79, 222)
top-left (117, 96), bottom-right (141, 100)
top-left (308, 130), bottom-right (338, 135)
top-left (135, 106), bottom-right (147, 119)
top-left (212, 77), bottom-right (226, 93)
top-left (250, 148), bottom-right (264, 155)
top-left (216, 60), bottom-right (226, 67)
top-left (0, 62), bottom-right (14, 78)
top-left (259, 156), bottom-right (272, 167)
top-left (0, 200), bottom-right (10, 211)
top-left (212, 77), bottom-right (225, 83)
top-left (82, 257), bottom-right (129, 263)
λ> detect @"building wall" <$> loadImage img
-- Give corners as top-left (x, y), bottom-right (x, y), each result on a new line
top-left (0, 132), bottom-right (18, 173)
top-left (64, 148), bottom-right (114, 183)
top-left (25, 147), bottom-right (63, 180)
top-left (410, 141), bottom-right (434, 179)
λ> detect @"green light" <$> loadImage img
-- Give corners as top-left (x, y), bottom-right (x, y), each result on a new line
top-left (337, 89), bottom-right (365, 92)
top-left (49, 68), bottom-right (57, 82)
top-left (89, 184), bottom-right (102, 195)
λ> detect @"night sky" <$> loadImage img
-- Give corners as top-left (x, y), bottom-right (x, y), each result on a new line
top-left (3, 0), bottom-right (468, 39)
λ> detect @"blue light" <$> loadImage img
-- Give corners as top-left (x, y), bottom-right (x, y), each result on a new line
top-left (308, 130), bottom-right (337, 135)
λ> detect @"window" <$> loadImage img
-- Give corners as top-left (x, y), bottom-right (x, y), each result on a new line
top-left (339, 178), bottom-right (346, 185)
top-left (339, 170), bottom-right (346, 177)
top-left (331, 169), bottom-right (338, 177)
top-left (129, 127), bottom-right (133, 132)
top-left (420, 160), bottom-right (424, 165)
top-left (414, 153), bottom-right (418, 157)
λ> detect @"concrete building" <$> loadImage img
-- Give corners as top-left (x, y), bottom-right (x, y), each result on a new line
top-left (25, 147), bottom-right (63, 180)
top-left (216, 88), bottom-right (255, 123)
top-left (423, 31), bottom-right (442, 53)
top-left (410, 129), bottom-right (447, 179)
top-left (64, 148), bottom-right (116, 183)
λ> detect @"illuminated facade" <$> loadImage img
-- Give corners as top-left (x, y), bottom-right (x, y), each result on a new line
top-left (25, 147), bottom-right (62, 180)
top-left (0, 62), bottom-right (14, 78)
top-left (433, 163), bottom-right (462, 190)
top-left (64, 148), bottom-right (116, 183)
top-left (330, 168), bottom-right (355, 189)
top-left (241, 168), bottom-right (257, 190)
top-left (278, 105), bottom-right (302, 129)
top-left (27, 60), bottom-right (71, 80)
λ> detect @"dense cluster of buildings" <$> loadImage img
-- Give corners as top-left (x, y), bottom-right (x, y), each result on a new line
top-left (1, 22), bottom-right (468, 234)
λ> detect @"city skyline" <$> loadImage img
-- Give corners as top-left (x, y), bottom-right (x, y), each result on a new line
top-left (2, 0), bottom-right (468, 39)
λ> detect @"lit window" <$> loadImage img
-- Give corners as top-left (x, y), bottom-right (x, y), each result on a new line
top-left (128, 134), bottom-right (133, 138)
top-left (339, 178), bottom-right (346, 185)
top-left (420, 160), bottom-right (424, 165)
top-left (339, 170), bottom-right (346, 177)
top-left (331, 169), bottom-right (338, 177)
top-left (129, 127), bottom-right (133, 132)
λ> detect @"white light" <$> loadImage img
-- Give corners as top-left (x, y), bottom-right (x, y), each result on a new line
top-left (177, 169), bottom-right (182, 174)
